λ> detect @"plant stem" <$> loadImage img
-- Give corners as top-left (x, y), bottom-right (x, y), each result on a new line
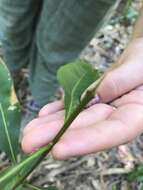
top-left (12, 76), bottom-right (104, 190)
top-left (12, 93), bottom-right (93, 189)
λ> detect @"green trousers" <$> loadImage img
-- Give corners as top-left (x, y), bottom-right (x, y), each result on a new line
top-left (0, 0), bottom-right (114, 107)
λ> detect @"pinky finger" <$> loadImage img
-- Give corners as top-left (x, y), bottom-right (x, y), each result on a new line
top-left (39, 100), bottom-right (64, 117)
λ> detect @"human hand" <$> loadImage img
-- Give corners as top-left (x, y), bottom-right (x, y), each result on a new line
top-left (22, 38), bottom-right (143, 160)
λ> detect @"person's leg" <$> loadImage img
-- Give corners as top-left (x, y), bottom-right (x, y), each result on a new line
top-left (30, 0), bottom-right (115, 108)
top-left (0, 0), bottom-right (42, 72)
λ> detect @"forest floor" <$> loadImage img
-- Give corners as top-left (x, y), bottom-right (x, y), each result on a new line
top-left (1, 0), bottom-right (143, 190)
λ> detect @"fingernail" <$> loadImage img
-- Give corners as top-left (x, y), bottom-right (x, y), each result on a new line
top-left (86, 94), bottom-right (101, 108)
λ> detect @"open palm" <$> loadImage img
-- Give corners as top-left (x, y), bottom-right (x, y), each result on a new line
top-left (22, 38), bottom-right (143, 160)
top-left (22, 86), bottom-right (143, 160)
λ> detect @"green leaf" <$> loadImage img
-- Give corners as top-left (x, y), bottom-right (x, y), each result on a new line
top-left (0, 164), bottom-right (24, 190)
top-left (128, 165), bottom-right (143, 182)
top-left (0, 58), bottom-right (21, 162)
top-left (0, 163), bottom-right (35, 190)
top-left (0, 146), bottom-right (50, 189)
top-left (0, 152), bottom-right (40, 189)
top-left (0, 60), bottom-right (102, 189)
top-left (57, 60), bottom-right (101, 120)
top-left (0, 167), bottom-right (19, 190)
top-left (0, 59), bottom-right (21, 163)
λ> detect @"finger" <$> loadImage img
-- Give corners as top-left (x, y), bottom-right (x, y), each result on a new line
top-left (96, 43), bottom-right (143, 102)
top-left (22, 120), bottom-right (63, 153)
top-left (24, 104), bottom-right (113, 136)
top-left (71, 104), bottom-right (113, 128)
top-left (39, 100), bottom-right (64, 117)
top-left (111, 89), bottom-right (143, 107)
top-left (52, 104), bottom-right (143, 160)
top-left (22, 104), bottom-right (113, 153)
top-left (23, 110), bottom-right (64, 135)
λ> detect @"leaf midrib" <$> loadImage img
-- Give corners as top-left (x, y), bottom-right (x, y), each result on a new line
top-left (66, 72), bottom-right (87, 120)
top-left (0, 103), bottom-right (16, 163)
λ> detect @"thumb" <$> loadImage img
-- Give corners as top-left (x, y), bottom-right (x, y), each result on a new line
top-left (97, 59), bottom-right (143, 103)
